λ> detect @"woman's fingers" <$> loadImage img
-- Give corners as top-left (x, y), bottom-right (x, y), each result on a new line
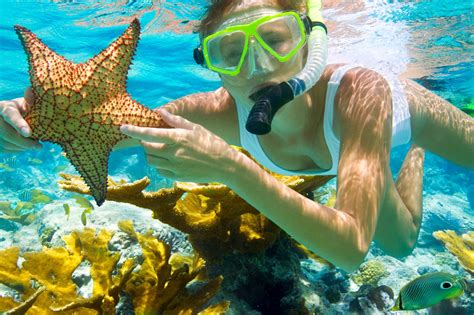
top-left (1, 101), bottom-right (31, 137)
top-left (0, 138), bottom-right (25, 152)
top-left (0, 116), bottom-right (41, 150)
top-left (158, 108), bottom-right (198, 131)
top-left (146, 154), bottom-right (171, 168)
top-left (24, 87), bottom-right (34, 110)
top-left (146, 154), bottom-right (177, 179)
top-left (142, 141), bottom-right (169, 154)
top-left (121, 125), bottom-right (183, 144)
top-left (142, 141), bottom-right (177, 163)
top-left (154, 169), bottom-right (176, 180)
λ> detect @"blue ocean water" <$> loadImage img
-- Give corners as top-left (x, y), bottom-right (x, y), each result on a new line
top-left (0, 0), bottom-right (473, 313)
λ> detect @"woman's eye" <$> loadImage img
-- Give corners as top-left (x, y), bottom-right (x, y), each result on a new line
top-left (269, 39), bottom-right (286, 48)
top-left (268, 34), bottom-right (285, 42)
top-left (264, 34), bottom-right (287, 46)
top-left (224, 49), bottom-right (241, 60)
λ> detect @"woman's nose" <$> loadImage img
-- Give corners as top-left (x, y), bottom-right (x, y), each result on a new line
top-left (242, 38), bottom-right (271, 79)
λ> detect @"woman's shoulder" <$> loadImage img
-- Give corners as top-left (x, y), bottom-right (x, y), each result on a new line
top-left (312, 64), bottom-right (389, 96)
top-left (329, 64), bottom-right (391, 104)
top-left (321, 64), bottom-right (388, 82)
top-left (312, 64), bottom-right (391, 110)
top-left (320, 64), bottom-right (392, 139)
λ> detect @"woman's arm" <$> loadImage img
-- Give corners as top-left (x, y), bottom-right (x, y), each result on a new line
top-left (119, 68), bottom-right (392, 271)
top-left (223, 69), bottom-right (392, 272)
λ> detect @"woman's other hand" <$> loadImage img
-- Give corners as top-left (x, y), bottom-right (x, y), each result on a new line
top-left (0, 87), bottom-right (42, 153)
top-left (120, 109), bottom-right (239, 183)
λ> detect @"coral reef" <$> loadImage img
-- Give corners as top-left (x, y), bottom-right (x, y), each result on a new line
top-left (58, 147), bottom-right (334, 261)
top-left (0, 201), bottom-right (36, 226)
top-left (351, 260), bottom-right (390, 286)
top-left (0, 223), bottom-right (228, 314)
top-left (56, 148), bottom-right (334, 312)
top-left (433, 230), bottom-right (474, 274)
top-left (119, 220), bottom-right (229, 314)
top-left (0, 189), bottom-right (53, 226)
top-left (205, 234), bottom-right (310, 313)
top-left (348, 284), bottom-right (395, 313)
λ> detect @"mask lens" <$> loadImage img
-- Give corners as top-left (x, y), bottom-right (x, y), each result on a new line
top-left (257, 15), bottom-right (303, 58)
top-left (207, 31), bottom-right (246, 71)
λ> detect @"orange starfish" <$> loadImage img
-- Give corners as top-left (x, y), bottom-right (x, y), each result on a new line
top-left (15, 19), bottom-right (170, 206)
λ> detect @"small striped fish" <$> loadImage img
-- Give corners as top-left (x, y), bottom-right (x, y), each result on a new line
top-left (2, 156), bottom-right (17, 168)
top-left (19, 190), bottom-right (32, 202)
top-left (392, 272), bottom-right (465, 311)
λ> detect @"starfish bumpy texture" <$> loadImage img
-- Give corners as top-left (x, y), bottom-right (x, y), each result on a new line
top-left (14, 19), bottom-right (170, 206)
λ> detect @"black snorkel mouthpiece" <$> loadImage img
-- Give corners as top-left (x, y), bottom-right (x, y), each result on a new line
top-left (246, 82), bottom-right (295, 135)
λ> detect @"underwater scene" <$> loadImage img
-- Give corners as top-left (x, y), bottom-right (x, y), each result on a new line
top-left (0, 0), bottom-right (473, 314)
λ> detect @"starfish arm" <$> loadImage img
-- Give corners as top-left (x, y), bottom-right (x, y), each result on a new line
top-left (102, 95), bottom-right (170, 128)
top-left (82, 19), bottom-right (140, 94)
top-left (14, 25), bottom-right (76, 94)
top-left (62, 141), bottom-right (111, 206)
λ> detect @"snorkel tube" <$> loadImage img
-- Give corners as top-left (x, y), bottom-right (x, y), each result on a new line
top-left (246, 0), bottom-right (328, 135)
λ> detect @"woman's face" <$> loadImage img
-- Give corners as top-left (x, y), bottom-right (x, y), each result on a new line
top-left (212, 0), bottom-right (307, 107)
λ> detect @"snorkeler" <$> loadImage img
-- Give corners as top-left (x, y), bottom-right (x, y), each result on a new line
top-left (0, 0), bottom-right (473, 272)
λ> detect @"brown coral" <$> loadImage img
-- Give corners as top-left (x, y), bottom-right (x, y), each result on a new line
top-left (0, 224), bottom-right (228, 314)
top-left (433, 230), bottom-right (474, 274)
top-left (120, 221), bottom-right (229, 314)
top-left (58, 148), bottom-right (334, 260)
top-left (0, 239), bottom-right (91, 314)
top-left (0, 189), bottom-right (53, 225)
top-left (0, 201), bottom-right (36, 225)
top-left (49, 228), bottom-right (137, 313)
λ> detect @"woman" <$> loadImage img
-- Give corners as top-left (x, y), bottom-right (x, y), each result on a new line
top-left (0, 0), bottom-right (472, 271)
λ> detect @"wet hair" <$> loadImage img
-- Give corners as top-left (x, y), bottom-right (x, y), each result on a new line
top-left (195, 0), bottom-right (306, 38)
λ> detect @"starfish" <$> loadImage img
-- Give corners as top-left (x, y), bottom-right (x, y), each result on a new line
top-left (14, 19), bottom-right (170, 206)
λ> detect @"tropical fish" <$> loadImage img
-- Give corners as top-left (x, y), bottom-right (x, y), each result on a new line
top-left (72, 195), bottom-right (94, 210)
top-left (19, 190), bottom-right (32, 202)
top-left (28, 158), bottom-right (43, 164)
top-left (31, 189), bottom-right (52, 204)
top-left (0, 163), bottom-right (14, 172)
top-left (392, 272), bottom-right (465, 311)
top-left (63, 203), bottom-right (70, 220)
top-left (81, 208), bottom-right (91, 226)
top-left (2, 156), bottom-right (16, 168)
top-left (53, 165), bottom-right (68, 173)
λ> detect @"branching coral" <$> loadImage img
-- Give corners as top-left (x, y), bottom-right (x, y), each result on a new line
top-left (48, 228), bottom-right (136, 313)
top-left (0, 201), bottom-right (36, 225)
top-left (0, 190), bottom-right (52, 226)
top-left (119, 220), bottom-right (229, 314)
top-left (433, 230), bottom-right (474, 274)
top-left (0, 224), bottom-right (228, 314)
top-left (0, 238), bottom-right (89, 314)
top-left (58, 147), bottom-right (334, 260)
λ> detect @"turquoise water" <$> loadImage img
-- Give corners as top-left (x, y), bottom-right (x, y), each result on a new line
top-left (0, 1), bottom-right (473, 314)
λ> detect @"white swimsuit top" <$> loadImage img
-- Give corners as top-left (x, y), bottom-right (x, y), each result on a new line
top-left (236, 64), bottom-right (412, 176)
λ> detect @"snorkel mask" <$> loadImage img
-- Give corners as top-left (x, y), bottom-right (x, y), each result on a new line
top-left (195, 10), bottom-right (310, 77)
top-left (194, 0), bottom-right (328, 135)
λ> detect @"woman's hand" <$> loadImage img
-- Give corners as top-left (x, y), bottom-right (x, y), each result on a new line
top-left (0, 87), bottom-right (42, 153)
top-left (120, 109), bottom-right (239, 183)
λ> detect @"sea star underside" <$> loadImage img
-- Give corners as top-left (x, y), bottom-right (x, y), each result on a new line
top-left (15, 19), bottom-right (170, 206)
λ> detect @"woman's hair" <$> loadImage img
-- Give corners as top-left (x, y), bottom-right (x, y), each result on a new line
top-left (195, 0), bottom-right (306, 38)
